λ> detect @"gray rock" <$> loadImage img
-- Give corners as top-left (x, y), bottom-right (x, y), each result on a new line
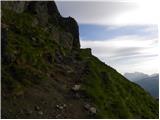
top-left (59, 106), bottom-right (63, 110)
top-left (31, 37), bottom-right (36, 41)
top-left (63, 104), bottom-right (66, 108)
top-left (84, 104), bottom-right (90, 110)
top-left (56, 104), bottom-right (66, 110)
top-left (56, 104), bottom-right (63, 110)
top-left (90, 107), bottom-right (97, 114)
top-left (38, 111), bottom-right (43, 115)
top-left (84, 104), bottom-right (97, 114)
top-left (72, 84), bottom-right (81, 91)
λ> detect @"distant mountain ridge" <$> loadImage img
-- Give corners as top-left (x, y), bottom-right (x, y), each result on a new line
top-left (124, 72), bottom-right (149, 81)
top-left (124, 72), bottom-right (159, 98)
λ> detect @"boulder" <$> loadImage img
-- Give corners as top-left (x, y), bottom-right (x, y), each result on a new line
top-left (56, 104), bottom-right (66, 110)
top-left (90, 107), bottom-right (97, 114)
top-left (38, 111), bottom-right (43, 115)
top-left (72, 84), bottom-right (81, 91)
top-left (84, 104), bottom-right (97, 114)
top-left (84, 104), bottom-right (90, 110)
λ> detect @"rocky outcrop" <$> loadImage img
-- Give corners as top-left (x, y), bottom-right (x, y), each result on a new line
top-left (1, 1), bottom-right (80, 55)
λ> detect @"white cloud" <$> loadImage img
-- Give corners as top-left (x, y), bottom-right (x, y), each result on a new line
top-left (56, 0), bottom-right (160, 25)
top-left (80, 35), bottom-right (158, 74)
top-left (116, 0), bottom-right (160, 25)
top-left (56, 1), bottom-right (137, 25)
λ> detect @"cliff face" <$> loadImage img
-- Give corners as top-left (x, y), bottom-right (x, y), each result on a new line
top-left (1, 1), bottom-right (159, 119)
top-left (2, 1), bottom-right (80, 55)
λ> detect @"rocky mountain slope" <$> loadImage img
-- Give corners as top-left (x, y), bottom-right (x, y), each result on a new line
top-left (1, 1), bottom-right (159, 119)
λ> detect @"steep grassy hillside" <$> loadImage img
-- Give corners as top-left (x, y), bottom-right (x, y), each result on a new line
top-left (1, 1), bottom-right (159, 119)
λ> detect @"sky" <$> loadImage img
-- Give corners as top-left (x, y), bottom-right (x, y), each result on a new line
top-left (55, 0), bottom-right (159, 75)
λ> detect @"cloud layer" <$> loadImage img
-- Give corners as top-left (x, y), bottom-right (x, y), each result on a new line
top-left (56, 1), bottom-right (159, 25)
top-left (80, 26), bottom-right (158, 74)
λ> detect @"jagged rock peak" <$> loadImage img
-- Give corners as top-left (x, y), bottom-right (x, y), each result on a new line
top-left (1, 1), bottom-right (60, 15)
top-left (2, 1), bottom-right (80, 50)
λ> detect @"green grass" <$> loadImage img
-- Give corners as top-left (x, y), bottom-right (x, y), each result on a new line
top-left (1, 8), bottom-right (66, 94)
top-left (79, 49), bottom-right (159, 118)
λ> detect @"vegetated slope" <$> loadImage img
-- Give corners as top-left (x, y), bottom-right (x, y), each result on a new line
top-left (1, 1), bottom-right (159, 119)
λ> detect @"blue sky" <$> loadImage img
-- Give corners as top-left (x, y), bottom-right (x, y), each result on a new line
top-left (56, 1), bottom-right (159, 75)
top-left (79, 24), bottom-right (158, 40)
